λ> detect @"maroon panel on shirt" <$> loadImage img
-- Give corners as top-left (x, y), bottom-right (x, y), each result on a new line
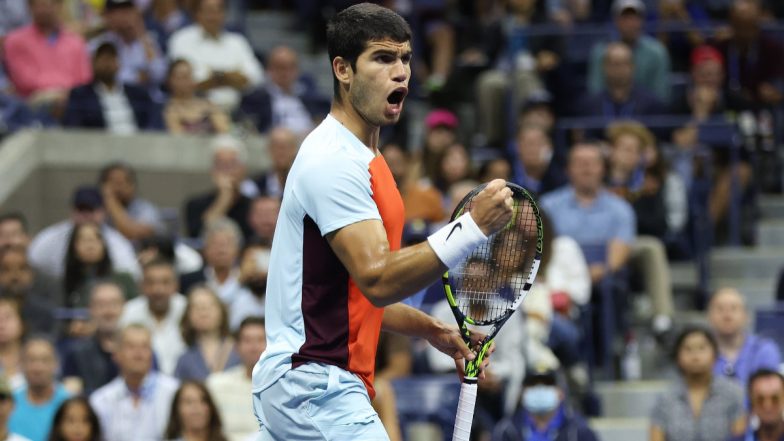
top-left (292, 215), bottom-right (350, 369)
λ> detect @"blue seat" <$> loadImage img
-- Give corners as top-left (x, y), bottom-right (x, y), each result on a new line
top-left (391, 375), bottom-right (462, 440)
top-left (755, 306), bottom-right (784, 357)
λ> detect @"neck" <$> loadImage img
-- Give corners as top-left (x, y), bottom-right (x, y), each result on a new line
top-left (245, 363), bottom-right (254, 379)
top-left (608, 84), bottom-right (632, 103)
top-left (100, 78), bottom-right (117, 90)
top-left (532, 410), bottom-right (556, 430)
top-left (173, 91), bottom-right (192, 100)
top-left (330, 103), bottom-right (380, 151)
top-left (28, 383), bottom-right (54, 403)
top-left (199, 331), bottom-right (222, 344)
top-left (150, 304), bottom-right (170, 321)
top-left (0, 340), bottom-right (20, 354)
top-left (717, 332), bottom-right (745, 353)
top-left (525, 162), bottom-right (547, 180)
top-left (213, 266), bottom-right (232, 283)
top-left (574, 186), bottom-right (599, 203)
top-left (610, 166), bottom-right (631, 183)
top-left (35, 23), bottom-right (57, 36)
top-left (183, 428), bottom-right (208, 441)
top-left (202, 25), bottom-right (221, 39)
top-left (124, 372), bottom-right (146, 393)
top-left (684, 372), bottom-right (712, 389)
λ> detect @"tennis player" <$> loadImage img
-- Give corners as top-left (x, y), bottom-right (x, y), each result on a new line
top-left (252, 3), bottom-right (515, 440)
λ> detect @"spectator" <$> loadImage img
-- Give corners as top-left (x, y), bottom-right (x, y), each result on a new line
top-left (479, 157), bottom-right (513, 185)
top-left (0, 247), bottom-right (59, 337)
top-left (708, 287), bottom-right (782, 388)
top-left (61, 0), bottom-right (103, 37)
top-left (63, 42), bottom-right (161, 133)
top-left (716, 0), bottom-right (784, 109)
top-left (587, 0), bottom-right (672, 103)
top-left (184, 137), bottom-right (254, 240)
top-left (0, 214), bottom-right (30, 252)
top-left (492, 366), bottom-right (599, 441)
top-left (606, 122), bottom-right (682, 335)
top-left (206, 317), bottom-right (265, 441)
top-left (247, 196), bottom-right (279, 245)
top-left (164, 381), bottom-right (227, 441)
top-left (144, 0), bottom-right (190, 52)
top-left (90, 0), bottom-right (167, 89)
top-left (163, 58), bottom-right (230, 135)
top-left (8, 338), bottom-right (70, 441)
top-left (0, 92), bottom-right (50, 133)
top-left (650, 325), bottom-right (746, 441)
top-left (0, 374), bottom-right (30, 441)
top-left (3, 0), bottom-right (91, 114)
top-left (180, 218), bottom-right (242, 305)
top-left (0, 299), bottom-right (24, 390)
top-left (168, 0), bottom-right (263, 112)
top-left (61, 281), bottom-right (125, 395)
top-left (540, 142), bottom-right (636, 286)
top-left (0, 1), bottom-right (29, 46)
top-left (173, 286), bottom-right (239, 381)
top-left (577, 42), bottom-right (665, 118)
top-left (47, 397), bottom-right (101, 441)
top-left (118, 258), bottom-right (186, 375)
top-left (433, 143), bottom-right (473, 196)
top-left (252, 127), bottom-right (299, 199)
top-left (730, 369), bottom-right (784, 441)
top-left (63, 223), bottom-right (137, 308)
top-left (511, 125), bottom-right (567, 196)
top-left (381, 142), bottom-right (444, 224)
top-left (229, 241), bottom-right (268, 330)
top-left (420, 109), bottom-right (459, 185)
top-left (653, 0), bottom-right (709, 72)
top-left (239, 45), bottom-right (328, 136)
top-left (90, 324), bottom-right (179, 441)
top-left (98, 162), bottom-right (167, 243)
top-left (518, 93), bottom-right (557, 136)
top-left (28, 186), bottom-right (140, 281)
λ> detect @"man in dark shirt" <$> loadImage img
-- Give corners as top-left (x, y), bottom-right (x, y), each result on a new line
top-left (0, 246), bottom-right (59, 337)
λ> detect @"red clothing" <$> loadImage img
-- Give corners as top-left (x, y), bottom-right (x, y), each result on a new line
top-left (4, 25), bottom-right (92, 97)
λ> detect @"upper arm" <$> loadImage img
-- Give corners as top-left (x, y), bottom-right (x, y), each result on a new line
top-left (615, 200), bottom-right (637, 244)
top-left (326, 218), bottom-right (390, 295)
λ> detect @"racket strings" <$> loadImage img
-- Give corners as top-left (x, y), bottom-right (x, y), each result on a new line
top-left (450, 197), bottom-right (539, 325)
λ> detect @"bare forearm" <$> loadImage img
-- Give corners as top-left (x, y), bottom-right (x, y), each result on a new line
top-left (104, 197), bottom-right (154, 240)
top-left (364, 242), bottom-right (446, 306)
top-left (382, 303), bottom-right (440, 338)
top-left (202, 192), bottom-right (234, 224)
top-left (608, 240), bottom-right (631, 272)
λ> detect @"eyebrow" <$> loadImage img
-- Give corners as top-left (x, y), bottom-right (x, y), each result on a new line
top-left (370, 49), bottom-right (413, 58)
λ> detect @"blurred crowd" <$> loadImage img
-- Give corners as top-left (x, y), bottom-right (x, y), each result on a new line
top-left (0, 0), bottom-right (783, 440)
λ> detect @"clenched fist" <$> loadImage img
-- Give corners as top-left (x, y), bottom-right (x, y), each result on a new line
top-left (469, 179), bottom-right (514, 236)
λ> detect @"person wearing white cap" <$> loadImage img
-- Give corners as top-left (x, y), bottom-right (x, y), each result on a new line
top-left (587, 0), bottom-right (672, 103)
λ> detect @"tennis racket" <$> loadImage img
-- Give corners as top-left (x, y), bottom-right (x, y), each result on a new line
top-left (444, 182), bottom-right (543, 441)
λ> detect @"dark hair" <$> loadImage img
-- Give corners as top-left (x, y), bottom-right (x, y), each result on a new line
top-left (142, 256), bottom-right (176, 274)
top-left (0, 212), bottom-right (28, 233)
top-left (434, 143), bottom-right (472, 193)
top-left (64, 223), bottom-right (113, 307)
top-left (326, 3), bottom-right (412, 101)
top-left (166, 58), bottom-right (191, 83)
top-left (94, 42), bottom-right (118, 60)
top-left (48, 397), bottom-right (102, 441)
top-left (98, 161), bottom-right (136, 186)
top-left (180, 285), bottom-right (230, 347)
top-left (139, 235), bottom-right (176, 264)
top-left (748, 368), bottom-right (784, 399)
top-left (165, 381), bottom-right (227, 441)
top-left (671, 324), bottom-right (719, 364)
top-left (236, 316), bottom-right (265, 339)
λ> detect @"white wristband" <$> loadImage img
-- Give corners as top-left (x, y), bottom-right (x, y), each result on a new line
top-left (427, 212), bottom-right (488, 269)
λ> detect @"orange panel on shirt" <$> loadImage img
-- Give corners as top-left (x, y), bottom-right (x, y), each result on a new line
top-left (346, 154), bottom-right (405, 399)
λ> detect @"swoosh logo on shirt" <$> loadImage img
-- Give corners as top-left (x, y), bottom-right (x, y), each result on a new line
top-left (446, 222), bottom-right (462, 242)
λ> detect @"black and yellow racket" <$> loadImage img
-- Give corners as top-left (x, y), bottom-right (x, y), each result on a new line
top-left (444, 182), bottom-right (543, 441)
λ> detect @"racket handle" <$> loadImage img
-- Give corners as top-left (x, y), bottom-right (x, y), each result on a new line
top-left (452, 381), bottom-right (478, 441)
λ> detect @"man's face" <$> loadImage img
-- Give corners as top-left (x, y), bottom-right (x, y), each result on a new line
top-left (751, 376), bottom-right (784, 429)
top-left (103, 168), bottom-right (135, 204)
top-left (89, 284), bottom-right (125, 334)
top-left (692, 60), bottom-right (724, 90)
top-left (267, 48), bottom-right (299, 93)
top-left (568, 145), bottom-right (605, 194)
top-left (517, 128), bottom-right (552, 170)
top-left (342, 39), bottom-right (412, 127)
top-left (197, 0), bottom-right (225, 35)
top-left (29, 0), bottom-right (60, 30)
top-left (204, 231), bottom-right (238, 269)
top-left (708, 290), bottom-right (747, 338)
top-left (105, 7), bottom-right (139, 41)
top-left (610, 133), bottom-right (643, 174)
top-left (93, 52), bottom-right (120, 85)
top-left (731, 1), bottom-right (761, 44)
top-left (267, 129), bottom-right (299, 172)
top-left (142, 265), bottom-right (177, 316)
top-left (22, 340), bottom-right (57, 390)
top-left (115, 328), bottom-right (153, 377)
top-left (72, 209), bottom-right (105, 226)
top-left (0, 219), bottom-right (30, 251)
top-left (212, 150), bottom-right (246, 187)
top-left (248, 198), bottom-right (280, 242)
top-left (604, 45), bottom-right (634, 89)
top-left (615, 10), bottom-right (643, 43)
top-left (236, 324), bottom-right (266, 369)
top-left (0, 250), bottom-right (34, 296)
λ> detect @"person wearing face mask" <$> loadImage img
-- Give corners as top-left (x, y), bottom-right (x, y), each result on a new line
top-left (492, 365), bottom-right (599, 441)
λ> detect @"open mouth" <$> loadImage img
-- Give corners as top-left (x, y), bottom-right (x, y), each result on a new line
top-left (387, 87), bottom-right (408, 105)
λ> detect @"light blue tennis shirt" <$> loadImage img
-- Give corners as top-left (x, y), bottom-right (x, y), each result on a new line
top-left (539, 186), bottom-right (636, 263)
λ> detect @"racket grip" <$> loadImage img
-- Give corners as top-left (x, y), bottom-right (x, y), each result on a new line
top-left (452, 381), bottom-right (478, 441)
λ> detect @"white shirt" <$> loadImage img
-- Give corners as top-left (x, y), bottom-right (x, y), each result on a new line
top-left (90, 373), bottom-right (179, 441)
top-left (546, 236), bottom-right (591, 305)
top-left (206, 365), bottom-right (258, 441)
top-left (229, 288), bottom-right (264, 331)
top-left (267, 82), bottom-right (314, 135)
top-left (4, 434), bottom-right (32, 441)
top-left (95, 83), bottom-right (138, 135)
top-left (205, 267), bottom-right (243, 306)
top-left (28, 220), bottom-right (141, 280)
top-left (119, 294), bottom-right (187, 376)
top-left (168, 25), bottom-right (263, 111)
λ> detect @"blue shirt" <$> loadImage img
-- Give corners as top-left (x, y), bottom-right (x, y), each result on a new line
top-left (539, 186), bottom-right (636, 263)
top-left (714, 333), bottom-right (782, 388)
top-left (8, 384), bottom-right (70, 441)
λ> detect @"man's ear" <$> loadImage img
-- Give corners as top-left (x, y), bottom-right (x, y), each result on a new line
top-left (333, 56), bottom-right (353, 90)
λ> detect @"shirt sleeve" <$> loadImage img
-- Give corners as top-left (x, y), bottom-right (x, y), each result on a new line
top-left (294, 153), bottom-right (381, 236)
top-left (613, 198), bottom-right (637, 245)
top-left (754, 338), bottom-right (783, 371)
